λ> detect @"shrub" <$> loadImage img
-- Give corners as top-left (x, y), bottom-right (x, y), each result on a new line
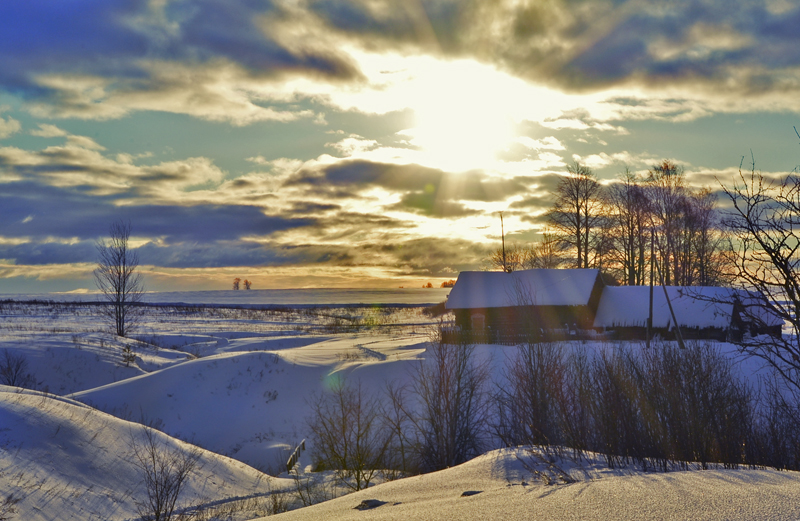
top-left (307, 379), bottom-right (390, 491)
top-left (0, 350), bottom-right (36, 389)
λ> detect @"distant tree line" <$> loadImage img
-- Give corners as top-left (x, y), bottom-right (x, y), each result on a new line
top-left (232, 278), bottom-right (252, 290)
top-left (492, 160), bottom-right (733, 287)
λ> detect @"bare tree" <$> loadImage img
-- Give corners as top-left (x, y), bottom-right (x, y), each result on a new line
top-left (94, 220), bottom-right (144, 337)
top-left (307, 378), bottom-right (390, 491)
top-left (683, 188), bottom-right (735, 286)
top-left (243, 279), bottom-right (252, 290)
top-left (487, 234), bottom-right (563, 273)
top-left (495, 341), bottom-right (566, 447)
top-left (130, 426), bottom-right (200, 521)
top-left (721, 162), bottom-right (800, 393)
top-left (232, 278), bottom-right (241, 291)
top-left (606, 169), bottom-right (650, 285)
top-left (410, 329), bottom-right (490, 472)
top-left (601, 163), bottom-right (731, 286)
top-left (526, 229), bottom-right (564, 269)
top-left (0, 494), bottom-right (20, 521)
top-left (382, 381), bottom-right (417, 476)
top-left (0, 350), bottom-right (36, 388)
top-left (486, 243), bottom-right (524, 272)
top-left (547, 161), bottom-right (605, 268)
top-left (646, 160), bottom-right (688, 285)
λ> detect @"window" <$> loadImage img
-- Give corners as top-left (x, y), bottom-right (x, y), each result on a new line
top-left (471, 313), bottom-right (485, 330)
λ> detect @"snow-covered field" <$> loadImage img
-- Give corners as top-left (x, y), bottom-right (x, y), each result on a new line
top-left (1, 298), bottom-right (799, 520)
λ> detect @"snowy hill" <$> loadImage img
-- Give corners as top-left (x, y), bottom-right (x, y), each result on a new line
top-left (268, 447), bottom-right (800, 521)
top-left (71, 334), bottom-right (431, 474)
top-left (0, 386), bottom-right (291, 521)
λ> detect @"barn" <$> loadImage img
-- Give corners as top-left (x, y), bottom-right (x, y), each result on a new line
top-left (444, 269), bottom-right (605, 343)
top-left (592, 285), bottom-right (782, 341)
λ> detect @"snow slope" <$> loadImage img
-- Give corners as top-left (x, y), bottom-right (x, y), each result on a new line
top-left (71, 334), bottom-right (431, 475)
top-left (268, 447), bottom-right (800, 521)
top-left (0, 386), bottom-right (292, 521)
top-left (3, 301), bottom-right (798, 520)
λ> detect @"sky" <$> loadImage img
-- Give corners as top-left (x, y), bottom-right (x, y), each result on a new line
top-left (1, 0), bottom-right (800, 293)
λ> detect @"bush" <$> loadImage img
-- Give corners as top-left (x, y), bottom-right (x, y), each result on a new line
top-left (0, 350), bottom-right (36, 389)
top-left (495, 341), bottom-right (566, 448)
top-left (495, 341), bottom-right (768, 469)
top-left (411, 331), bottom-right (490, 472)
top-left (307, 379), bottom-right (390, 491)
top-left (130, 426), bottom-right (200, 521)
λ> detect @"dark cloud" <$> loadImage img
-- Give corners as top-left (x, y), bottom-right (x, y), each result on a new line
top-left (289, 201), bottom-right (342, 215)
top-left (0, 240), bottom-right (97, 265)
top-left (0, 1), bottom-right (149, 94)
top-left (163, 0), bottom-right (360, 78)
top-left (287, 160), bottom-right (446, 190)
top-left (0, 236), bottom-right (341, 270)
top-left (518, 1), bottom-right (800, 91)
top-left (311, 1), bottom-right (800, 94)
top-left (137, 240), bottom-right (294, 268)
top-left (287, 160), bottom-right (528, 202)
top-left (272, 243), bottom-right (357, 266)
top-left (370, 236), bottom-right (491, 277)
top-left (316, 211), bottom-right (407, 232)
top-left (509, 172), bottom-right (563, 209)
top-left (392, 191), bottom-right (479, 218)
top-left (0, 0), bottom-right (361, 103)
top-left (310, 0), bottom-right (465, 52)
top-left (510, 195), bottom-right (553, 212)
top-left (3, 0), bottom-right (796, 120)
top-left (0, 181), bottom-right (313, 244)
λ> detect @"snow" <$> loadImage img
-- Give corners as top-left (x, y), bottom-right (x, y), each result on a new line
top-left (0, 387), bottom-right (291, 521)
top-left (446, 269), bottom-right (600, 309)
top-left (593, 286), bottom-right (786, 329)
top-left (268, 447), bottom-right (800, 521)
top-left (2, 288), bottom-right (452, 307)
top-left (593, 286), bottom-right (736, 329)
top-left (1, 297), bottom-right (799, 520)
top-left (71, 334), bottom-right (431, 475)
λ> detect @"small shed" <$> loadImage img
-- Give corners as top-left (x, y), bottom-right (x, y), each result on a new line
top-left (445, 269), bottom-right (605, 343)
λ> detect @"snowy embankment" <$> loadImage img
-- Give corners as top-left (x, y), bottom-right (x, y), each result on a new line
top-left (268, 447), bottom-right (800, 521)
top-left (70, 333), bottom-right (430, 474)
top-left (0, 386), bottom-right (291, 521)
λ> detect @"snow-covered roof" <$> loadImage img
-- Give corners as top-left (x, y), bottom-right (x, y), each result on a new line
top-left (446, 269), bottom-right (600, 310)
top-left (593, 286), bottom-right (738, 329)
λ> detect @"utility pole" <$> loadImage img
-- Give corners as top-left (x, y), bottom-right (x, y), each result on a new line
top-left (647, 227), bottom-right (654, 348)
top-left (500, 212), bottom-right (510, 272)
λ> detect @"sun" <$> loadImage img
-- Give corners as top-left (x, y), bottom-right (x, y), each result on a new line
top-left (328, 50), bottom-right (587, 173)
top-left (400, 59), bottom-right (518, 172)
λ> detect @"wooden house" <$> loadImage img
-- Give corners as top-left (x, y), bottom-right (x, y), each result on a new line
top-left (444, 269), bottom-right (605, 343)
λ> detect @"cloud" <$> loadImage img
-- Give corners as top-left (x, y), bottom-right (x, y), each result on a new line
top-left (0, 138), bottom-right (232, 201)
top-left (286, 159), bottom-right (529, 202)
top-left (371, 236), bottom-right (492, 277)
top-left (3, 0), bottom-right (798, 131)
top-left (0, 179), bottom-right (313, 242)
top-left (30, 123), bottom-right (67, 138)
top-left (0, 0), bottom-right (362, 123)
top-left (392, 191), bottom-right (479, 218)
top-left (0, 115), bottom-right (20, 139)
top-left (310, 1), bottom-right (800, 123)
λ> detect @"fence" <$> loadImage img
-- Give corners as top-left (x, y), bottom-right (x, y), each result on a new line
top-left (440, 327), bottom-right (602, 345)
top-left (286, 438), bottom-right (306, 473)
